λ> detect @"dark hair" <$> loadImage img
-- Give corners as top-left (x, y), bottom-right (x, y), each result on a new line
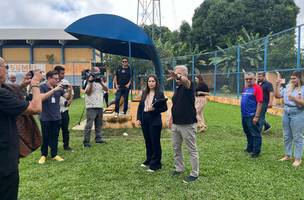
top-left (257, 71), bottom-right (265, 77)
top-left (142, 75), bottom-right (160, 101)
top-left (54, 65), bottom-right (65, 72)
top-left (196, 74), bottom-right (205, 84)
top-left (122, 57), bottom-right (129, 62)
top-left (46, 70), bottom-right (58, 79)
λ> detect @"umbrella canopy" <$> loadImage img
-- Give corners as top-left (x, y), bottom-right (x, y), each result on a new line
top-left (65, 14), bottom-right (163, 84)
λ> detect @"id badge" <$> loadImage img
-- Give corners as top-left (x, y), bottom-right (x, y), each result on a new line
top-left (51, 97), bottom-right (56, 104)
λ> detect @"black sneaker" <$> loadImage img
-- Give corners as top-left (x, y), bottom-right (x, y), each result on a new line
top-left (264, 125), bottom-right (272, 133)
top-left (83, 143), bottom-right (91, 148)
top-left (96, 140), bottom-right (107, 144)
top-left (64, 146), bottom-right (73, 151)
top-left (183, 176), bottom-right (198, 183)
top-left (244, 148), bottom-right (252, 154)
top-left (251, 153), bottom-right (260, 158)
top-left (171, 171), bottom-right (183, 176)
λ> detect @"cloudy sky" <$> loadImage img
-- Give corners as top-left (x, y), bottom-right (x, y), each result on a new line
top-left (0, 0), bottom-right (303, 31)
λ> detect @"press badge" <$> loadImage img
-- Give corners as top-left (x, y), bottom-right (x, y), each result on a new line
top-left (51, 97), bottom-right (56, 103)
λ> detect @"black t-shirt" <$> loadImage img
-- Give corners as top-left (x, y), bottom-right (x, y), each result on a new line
top-left (172, 82), bottom-right (197, 124)
top-left (0, 87), bottom-right (29, 175)
top-left (196, 82), bottom-right (209, 96)
top-left (259, 80), bottom-right (273, 104)
top-left (115, 66), bottom-right (131, 87)
top-left (40, 83), bottom-right (64, 121)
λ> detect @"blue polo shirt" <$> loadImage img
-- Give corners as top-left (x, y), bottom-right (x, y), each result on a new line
top-left (241, 84), bottom-right (263, 117)
top-left (40, 83), bottom-right (64, 121)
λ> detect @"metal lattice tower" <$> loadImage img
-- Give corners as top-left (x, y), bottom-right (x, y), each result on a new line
top-left (137, 0), bottom-right (161, 40)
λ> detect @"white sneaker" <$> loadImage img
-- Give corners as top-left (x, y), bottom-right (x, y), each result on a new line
top-left (114, 113), bottom-right (119, 117)
top-left (147, 169), bottom-right (155, 173)
top-left (140, 164), bottom-right (148, 168)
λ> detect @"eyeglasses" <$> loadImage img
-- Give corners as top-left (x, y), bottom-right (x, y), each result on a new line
top-left (1, 65), bottom-right (9, 69)
top-left (122, 60), bottom-right (128, 63)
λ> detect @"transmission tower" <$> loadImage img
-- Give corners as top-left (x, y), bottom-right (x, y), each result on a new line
top-left (137, 0), bottom-right (161, 40)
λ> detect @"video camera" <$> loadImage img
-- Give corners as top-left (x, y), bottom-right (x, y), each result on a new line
top-left (81, 69), bottom-right (103, 81)
top-left (81, 69), bottom-right (104, 89)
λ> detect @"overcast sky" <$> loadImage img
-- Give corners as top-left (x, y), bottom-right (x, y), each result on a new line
top-left (0, 0), bottom-right (302, 31)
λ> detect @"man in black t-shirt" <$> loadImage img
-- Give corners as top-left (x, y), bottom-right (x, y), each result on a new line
top-left (257, 72), bottom-right (274, 133)
top-left (0, 57), bottom-right (43, 200)
top-left (168, 65), bottom-right (199, 184)
top-left (113, 58), bottom-right (131, 116)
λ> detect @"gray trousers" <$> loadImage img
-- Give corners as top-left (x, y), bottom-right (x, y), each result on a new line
top-left (84, 108), bottom-right (103, 144)
top-left (172, 123), bottom-right (199, 177)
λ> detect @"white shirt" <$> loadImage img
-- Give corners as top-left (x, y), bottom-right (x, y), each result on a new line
top-left (59, 79), bottom-right (74, 113)
top-left (85, 82), bottom-right (104, 108)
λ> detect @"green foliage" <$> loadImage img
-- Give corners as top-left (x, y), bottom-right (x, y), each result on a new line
top-left (46, 54), bottom-right (55, 64)
top-left (192, 0), bottom-right (299, 51)
top-left (18, 100), bottom-right (304, 199)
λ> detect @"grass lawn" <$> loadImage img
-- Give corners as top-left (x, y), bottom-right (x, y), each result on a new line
top-left (19, 98), bottom-right (304, 199)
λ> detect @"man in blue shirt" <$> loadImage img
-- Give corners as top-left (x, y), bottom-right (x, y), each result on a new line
top-left (241, 72), bottom-right (263, 158)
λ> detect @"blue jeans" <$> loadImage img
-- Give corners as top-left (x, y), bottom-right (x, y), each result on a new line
top-left (242, 116), bottom-right (262, 155)
top-left (260, 103), bottom-right (271, 131)
top-left (282, 107), bottom-right (304, 159)
top-left (114, 87), bottom-right (130, 114)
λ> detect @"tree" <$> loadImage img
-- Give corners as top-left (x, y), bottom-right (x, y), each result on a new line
top-left (192, 0), bottom-right (299, 51)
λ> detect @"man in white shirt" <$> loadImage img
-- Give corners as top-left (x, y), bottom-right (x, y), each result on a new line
top-left (83, 67), bottom-right (108, 147)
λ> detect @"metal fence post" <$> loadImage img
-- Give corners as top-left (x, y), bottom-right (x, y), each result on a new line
top-left (297, 25), bottom-right (301, 69)
top-left (264, 36), bottom-right (268, 72)
top-left (213, 51), bottom-right (217, 96)
top-left (237, 45), bottom-right (241, 99)
top-left (191, 55), bottom-right (195, 82)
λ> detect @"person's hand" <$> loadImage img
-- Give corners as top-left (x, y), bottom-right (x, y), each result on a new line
top-left (252, 116), bottom-right (259, 125)
top-left (167, 70), bottom-right (178, 80)
top-left (136, 120), bottom-right (141, 127)
top-left (67, 84), bottom-right (73, 92)
top-left (54, 83), bottom-right (63, 91)
top-left (268, 103), bottom-right (273, 108)
top-left (288, 95), bottom-right (297, 102)
top-left (31, 70), bottom-right (44, 84)
top-left (146, 105), bottom-right (154, 111)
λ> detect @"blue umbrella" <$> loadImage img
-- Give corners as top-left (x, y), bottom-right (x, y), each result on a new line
top-left (65, 14), bottom-right (163, 85)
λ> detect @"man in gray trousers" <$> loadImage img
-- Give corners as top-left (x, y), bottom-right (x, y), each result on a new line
top-left (83, 67), bottom-right (108, 147)
top-left (168, 65), bottom-right (199, 183)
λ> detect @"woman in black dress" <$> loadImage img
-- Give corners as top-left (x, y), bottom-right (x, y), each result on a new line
top-left (136, 75), bottom-right (167, 172)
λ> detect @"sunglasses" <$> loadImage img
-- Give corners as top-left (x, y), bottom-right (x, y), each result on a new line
top-left (122, 60), bottom-right (128, 63)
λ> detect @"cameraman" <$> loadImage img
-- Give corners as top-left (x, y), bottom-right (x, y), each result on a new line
top-left (83, 67), bottom-right (108, 147)
top-left (54, 66), bottom-right (74, 151)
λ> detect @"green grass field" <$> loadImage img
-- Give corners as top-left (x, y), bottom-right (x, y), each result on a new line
top-left (19, 98), bottom-right (304, 199)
